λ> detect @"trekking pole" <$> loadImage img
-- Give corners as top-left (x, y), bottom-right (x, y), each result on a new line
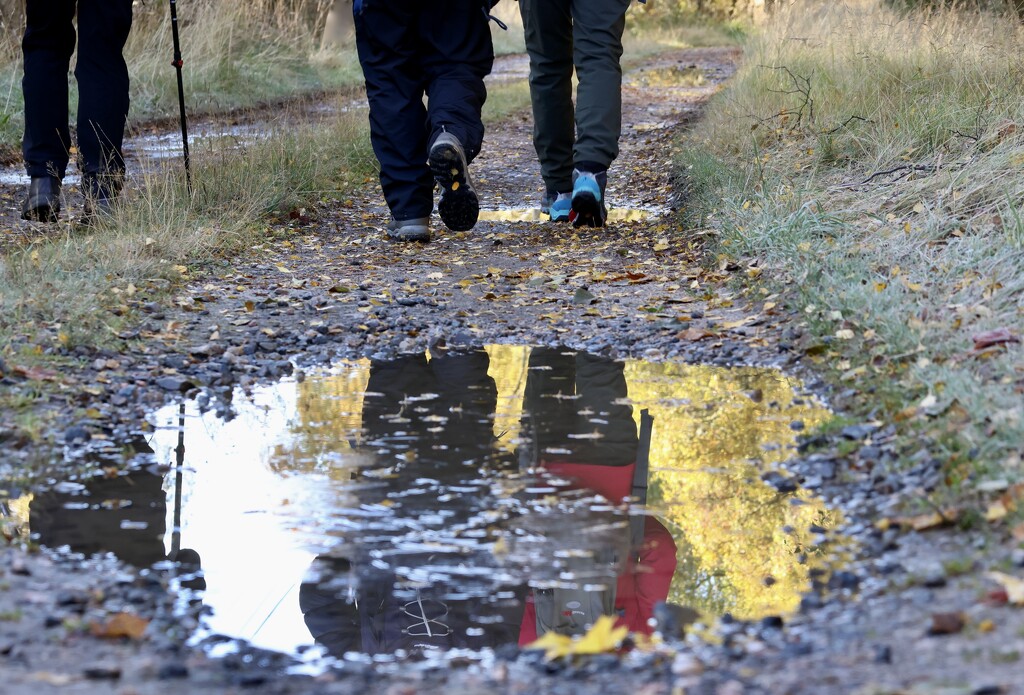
top-left (169, 0), bottom-right (192, 194)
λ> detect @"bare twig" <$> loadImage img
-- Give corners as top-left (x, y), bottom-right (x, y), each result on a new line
top-left (825, 115), bottom-right (874, 136)
top-left (758, 64), bottom-right (814, 127)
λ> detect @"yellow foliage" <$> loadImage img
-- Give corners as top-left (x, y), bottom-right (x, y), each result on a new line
top-left (526, 615), bottom-right (628, 660)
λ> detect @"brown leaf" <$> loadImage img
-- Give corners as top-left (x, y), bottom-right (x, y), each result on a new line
top-left (972, 328), bottom-right (1020, 350)
top-left (90, 612), bottom-right (148, 640)
top-left (677, 328), bottom-right (717, 342)
top-left (11, 365), bottom-right (59, 381)
top-left (928, 612), bottom-right (965, 635)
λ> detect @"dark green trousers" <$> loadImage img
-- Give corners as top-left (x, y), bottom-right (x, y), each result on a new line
top-left (518, 0), bottom-right (631, 193)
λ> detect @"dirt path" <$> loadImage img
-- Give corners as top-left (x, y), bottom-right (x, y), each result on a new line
top-left (1, 46), bottom-right (1023, 695)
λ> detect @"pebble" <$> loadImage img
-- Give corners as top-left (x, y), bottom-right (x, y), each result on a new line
top-left (155, 376), bottom-right (193, 392)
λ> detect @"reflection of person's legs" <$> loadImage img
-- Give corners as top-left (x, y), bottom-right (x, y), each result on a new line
top-left (519, 0), bottom-right (575, 198)
top-left (75, 0), bottom-right (133, 201)
top-left (363, 354), bottom-right (437, 444)
top-left (573, 352), bottom-right (636, 466)
top-left (521, 348), bottom-right (577, 465)
top-left (354, 3), bottom-right (433, 230)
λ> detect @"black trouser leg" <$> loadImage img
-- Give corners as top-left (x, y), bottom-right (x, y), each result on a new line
top-left (355, 0), bottom-right (492, 220)
top-left (355, 2), bottom-right (434, 221)
top-left (420, 0), bottom-right (493, 161)
top-left (75, 0), bottom-right (133, 181)
top-left (22, 0), bottom-right (76, 179)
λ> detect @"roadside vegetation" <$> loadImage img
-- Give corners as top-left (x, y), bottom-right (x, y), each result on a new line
top-left (680, 1), bottom-right (1024, 508)
top-left (0, 1), bottom-right (363, 151)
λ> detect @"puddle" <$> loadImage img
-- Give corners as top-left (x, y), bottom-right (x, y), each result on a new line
top-left (628, 65), bottom-right (706, 88)
top-left (478, 208), bottom-right (655, 224)
top-left (4, 346), bottom-right (836, 666)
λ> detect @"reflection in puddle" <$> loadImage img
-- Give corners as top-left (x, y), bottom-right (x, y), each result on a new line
top-left (4, 346), bottom-right (834, 666)
top-left (478, 208), bottom-right (654, 223)
top-left (628, 65), bottom-right (706, 88)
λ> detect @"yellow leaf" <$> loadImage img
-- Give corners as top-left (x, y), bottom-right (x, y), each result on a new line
top-left (525, 615), bottom-right (627, 660)
top-left (573, 615), bottom-right (628, 655)
top-left (986, 500), bottom-right (1008, 522)
top-left (527, 631), bottom-right (573, 660)
top-left (835, 329), bottom-right (855, 340)
top-left (986, 571), bottom-right (1024, 605)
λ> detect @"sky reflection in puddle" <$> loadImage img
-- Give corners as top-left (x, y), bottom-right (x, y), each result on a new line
top-left (6, 345), bottom-right (835, 664)
top-left (477, 208), bottom-right (655, 223)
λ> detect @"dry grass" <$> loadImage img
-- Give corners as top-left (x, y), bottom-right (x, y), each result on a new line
top-left (0, 1), bottom-right (363, 148)
top-left (681, 0), bottom-right (1024, 492)
top-left (0, 103), bottom-right (374, 354)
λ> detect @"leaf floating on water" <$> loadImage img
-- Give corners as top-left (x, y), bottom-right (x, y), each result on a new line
top-left (525, 615), bottom-right (628, 660)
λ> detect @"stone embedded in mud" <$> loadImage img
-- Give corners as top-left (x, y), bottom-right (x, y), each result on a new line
top-left (155, 376), bottom-right (194, 392)
top-left (64, 425), bottom-right (92, 444)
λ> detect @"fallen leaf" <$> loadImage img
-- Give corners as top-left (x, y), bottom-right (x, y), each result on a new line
top-left (677, 328), bottom-right (717, 342)
top-left (972, 328), bottom-right (1020, 350)
top-left (90, 612), bottom-right (149, 640)
top-left (928, 612), bottom-right (965, 635)
top-left (986, 572), bottom-right (1024, 605)
top-left (525, 615), bottom-right (628, 660)
top-left (985, 500), bottom-right (1008, 522)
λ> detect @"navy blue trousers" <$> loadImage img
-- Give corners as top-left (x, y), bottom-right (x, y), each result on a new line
top-left (22, 0), bottom-right (133, 180)
top-left (354, 0), bottom-right (493, 221)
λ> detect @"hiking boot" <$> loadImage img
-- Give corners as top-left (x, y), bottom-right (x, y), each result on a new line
top-left (570, 169), bottom-right (608, 228)
top-left (548, 192), bottom-right (572, 222)
top-left (386, 217), bottom-right (431, 243)
top-left (429, 131), bottom-right (478, 232)
top-left (81, 172), bottom-right (122, 226)
top-left (21, 176), bottom-right (61, 222)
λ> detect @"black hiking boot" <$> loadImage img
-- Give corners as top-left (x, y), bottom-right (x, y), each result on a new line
top-left (429, 132), bottom-right (478, 232)
top-left (21, 176), bottom-right (61, 222)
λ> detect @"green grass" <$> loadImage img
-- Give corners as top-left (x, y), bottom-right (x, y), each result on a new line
top-left (678, 1), bottom-right (1024, 497)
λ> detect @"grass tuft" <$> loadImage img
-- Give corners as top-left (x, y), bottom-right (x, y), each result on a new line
top-left (680, 0), bottom-right (1024, 492)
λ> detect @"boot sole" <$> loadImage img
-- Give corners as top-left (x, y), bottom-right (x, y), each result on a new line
top-left (22, 200), bottom-right (60, 223)
top-left (570, 191), bottom-right (606, 228)
top-left (429, 143), bottom-right (478, 232)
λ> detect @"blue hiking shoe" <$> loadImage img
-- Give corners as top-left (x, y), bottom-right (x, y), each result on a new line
top-left (429, 131), bottom-right (479, 232)
top-left (570, 169), bottom-right (607, 228)
top-left (548, 192), bottom-right (571, 222)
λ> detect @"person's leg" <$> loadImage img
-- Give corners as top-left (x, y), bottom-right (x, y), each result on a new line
top-left (75, 0), bottom-right (132, 207)
top-left (419, 0), bottom-right (493, 232)
top-left (569, 0), bottom-right (630, 173)
top-left (354, 1), bottom-right (434, 234)
top-left (21, 0), bottom-right (75, 220)
top-left (519, 0), bottom-right (575, 197)
top-left (22, 0), bottom-right (76, 180)
top-left (420, 0), bottom-right (492, 163)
